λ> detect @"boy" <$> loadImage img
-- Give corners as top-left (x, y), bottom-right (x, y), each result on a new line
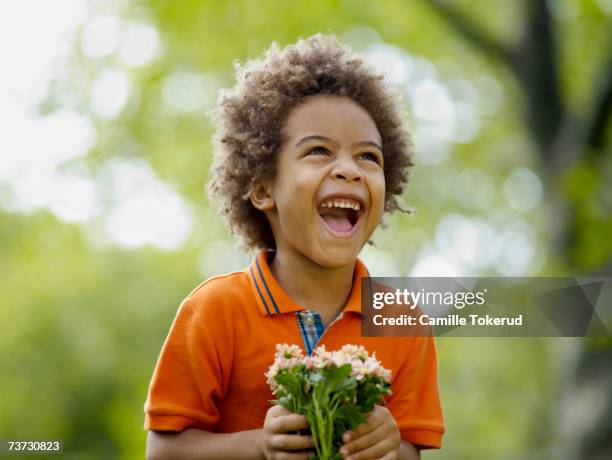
top-left (144, 34), bottom-right (445, 459)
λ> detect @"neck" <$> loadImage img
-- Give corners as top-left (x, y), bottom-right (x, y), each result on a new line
top-left (269, 248), bottom-right (356, 324)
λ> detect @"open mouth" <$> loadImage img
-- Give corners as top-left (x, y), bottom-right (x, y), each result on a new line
top-left (317, 197), bottom-right (364, 237)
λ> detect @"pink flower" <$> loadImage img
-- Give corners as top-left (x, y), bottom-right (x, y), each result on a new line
top-left (349, 354), bottom-right (391, 382)
top-left (266, 345), bottom-right (304, 393)
top-left (304, 356), bottom-right (317, 369)
top-left (274, 343), bottom-right (304, 361)
top-left (265, 363), bottom-right (281, 391)
top-left (330, 350), bottom-right (350, 367)
top-left (266, 343), bottom-right (392, 394)
top-left (340, 344), bottom-right (368, 361)
top-left (373, 363), bottom-right (392, 382)
top-left (313, 345), bottom-right (332, 368)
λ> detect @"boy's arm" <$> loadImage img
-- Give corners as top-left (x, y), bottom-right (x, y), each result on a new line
top-left (399, 440), bottom-right (421, 460)
top-left (340, 405), bottom-right (421, 460)
top-left (146, 428), bottom-right (264, 460)
top-left (146, 406), bottom-right (314, 460)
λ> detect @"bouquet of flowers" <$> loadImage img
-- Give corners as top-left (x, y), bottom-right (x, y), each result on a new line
top-left (266, 344), bottom-right (392, 460)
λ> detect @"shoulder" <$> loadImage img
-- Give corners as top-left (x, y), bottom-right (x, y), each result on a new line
top-left (179, 270), bottom-right (253, 318)
top-left (188, 270), bottom-right (250, 301)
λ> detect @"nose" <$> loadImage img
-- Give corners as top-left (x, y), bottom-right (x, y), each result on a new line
top-left (331, 158), bottom-right (362, 183)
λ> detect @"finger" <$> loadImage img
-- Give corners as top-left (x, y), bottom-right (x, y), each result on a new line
top-left (270, 452), bottom-right (313, 460)
top-left (268, 434), bottom-right (315, 451)
top-left (269, 405), bottom-right (293, 417)
top-left (270, 413), bottom-right (310, 433)
top-left (344, 437), bottom-right (396, 460)
top-left (342, 412), bottom-right (384, 443)
top-left (340, 423), bottom-right (386, 457)
top-left (375, 452), bottom-right (396, 460)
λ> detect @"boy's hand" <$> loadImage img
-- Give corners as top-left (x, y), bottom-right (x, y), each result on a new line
top-left (340, 405), bottom-right (401, 460)
top-left (262, 405), bottom-right (315, 459)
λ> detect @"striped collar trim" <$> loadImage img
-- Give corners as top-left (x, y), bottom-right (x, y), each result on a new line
top-left (246, 250), bottom-right (367, 316)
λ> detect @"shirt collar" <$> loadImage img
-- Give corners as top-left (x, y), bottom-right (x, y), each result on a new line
top-left (246, 250), bottom-right (368, 316)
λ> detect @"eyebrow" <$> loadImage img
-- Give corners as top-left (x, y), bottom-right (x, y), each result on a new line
top-left (295, 135), bottom-right (382, 151)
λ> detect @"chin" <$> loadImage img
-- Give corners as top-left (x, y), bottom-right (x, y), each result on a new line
top-left (311, 243), bottom-right (363, 269)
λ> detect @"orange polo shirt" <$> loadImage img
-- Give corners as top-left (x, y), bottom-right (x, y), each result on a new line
top-left (144, 251), bottom-right (445, 449)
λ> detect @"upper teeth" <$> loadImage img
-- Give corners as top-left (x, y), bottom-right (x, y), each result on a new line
top-left (320, 199), bottom-right (361, 211)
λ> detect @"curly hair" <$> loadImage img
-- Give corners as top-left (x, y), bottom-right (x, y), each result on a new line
top-left (208, 34), bottom-right (414, 251)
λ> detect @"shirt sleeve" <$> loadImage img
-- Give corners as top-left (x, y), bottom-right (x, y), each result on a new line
top-left (387, 336), bottom-right (445, 449)
top-left (144, 294), bottom-right (231, 432)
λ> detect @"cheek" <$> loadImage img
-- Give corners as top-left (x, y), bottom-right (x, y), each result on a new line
top-left (273, 177), bottom-right (316, 225)
top-left (276, 166), bottom-right (320, 205)
top-left (370, 172), bottom-right (386, 214)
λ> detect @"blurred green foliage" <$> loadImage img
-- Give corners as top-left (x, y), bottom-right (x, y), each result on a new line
top-left (2, 0), bottom-right (611, 459)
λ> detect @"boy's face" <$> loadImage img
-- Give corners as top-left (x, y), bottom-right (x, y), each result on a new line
top-left (254, 94), bottom-right (385, 269)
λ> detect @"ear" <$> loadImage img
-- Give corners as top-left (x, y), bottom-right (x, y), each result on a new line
top-left (249, 182), bottom-right (275, 211)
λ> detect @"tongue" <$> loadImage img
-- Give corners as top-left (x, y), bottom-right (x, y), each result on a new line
top-left (320, 211), bottom-right (353, 232)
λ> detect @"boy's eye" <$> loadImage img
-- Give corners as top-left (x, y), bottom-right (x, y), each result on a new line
top-left (307, 146), bottom-right (330, 156)
top-left (360, 152), bottom-right (382, 165)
